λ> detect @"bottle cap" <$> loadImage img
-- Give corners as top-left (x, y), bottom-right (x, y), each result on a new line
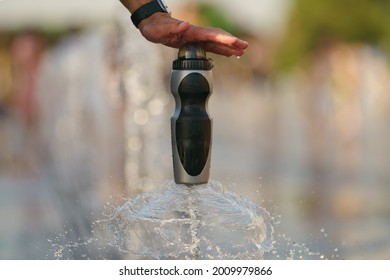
top-left (173, 43), bottom-right (214, 70)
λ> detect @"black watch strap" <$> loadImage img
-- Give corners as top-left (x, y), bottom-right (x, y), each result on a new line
top-left (131, 1), bottom-right (168, 28)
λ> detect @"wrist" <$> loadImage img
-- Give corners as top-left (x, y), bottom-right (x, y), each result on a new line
top-left (130, 0), bottom-right (170, 29)
top-left (138, 11), bottom-right (172, 30)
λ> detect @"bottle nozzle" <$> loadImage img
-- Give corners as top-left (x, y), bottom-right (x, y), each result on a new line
top-left (173, 43), bottom-right (214, 71)
top-left (178, 43), bottom-right (207, 60)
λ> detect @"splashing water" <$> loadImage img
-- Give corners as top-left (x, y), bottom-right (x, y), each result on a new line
top-left (103, 180), bottom-right (274, 259)
top-left (49, 180), bottom-right (337, 260)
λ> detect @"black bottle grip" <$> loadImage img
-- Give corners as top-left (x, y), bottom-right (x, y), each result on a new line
top-left (176, 73), bottom-right (211, 176)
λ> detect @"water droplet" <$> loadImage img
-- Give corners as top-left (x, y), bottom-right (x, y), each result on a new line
top-left (236, 56), bottom-right (241, 60)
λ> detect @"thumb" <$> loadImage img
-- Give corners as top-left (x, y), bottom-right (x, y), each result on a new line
top-left (176, 21), bottom-right (191, 34)
top-left (161, 21), bottom-right (191, 48)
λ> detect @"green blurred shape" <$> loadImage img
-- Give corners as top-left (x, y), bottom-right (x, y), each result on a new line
top-left (197, 3), bottom-right (238, 35)
top-left (277, 0), bottom-right (390, 71)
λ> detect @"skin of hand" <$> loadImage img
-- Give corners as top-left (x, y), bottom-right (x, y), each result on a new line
top-left (119, 0), bottom-right (248, 57)
top-left (138, 13), bottom-right (249, 57)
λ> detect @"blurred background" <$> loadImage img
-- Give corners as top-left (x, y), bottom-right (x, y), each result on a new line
top-left (0, 0), bottom-right (389, 259)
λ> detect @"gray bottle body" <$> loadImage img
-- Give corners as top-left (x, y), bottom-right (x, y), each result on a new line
top-left (170, 69), bottom-right (213, 185)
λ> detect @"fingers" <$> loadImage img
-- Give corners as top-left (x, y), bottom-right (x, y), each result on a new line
top-left (186, 26), bottom-right (245, 47)
top-left (181, 25), bottom-right (249, 57)
top-left (202, 41), bottom-right (246, 57)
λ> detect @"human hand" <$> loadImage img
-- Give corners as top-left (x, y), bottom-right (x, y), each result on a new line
top-left (138, 13), bottom-right (249, 57)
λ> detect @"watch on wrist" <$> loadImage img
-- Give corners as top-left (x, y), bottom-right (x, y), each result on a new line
top-left (131, 0), bottom-right (170, 28)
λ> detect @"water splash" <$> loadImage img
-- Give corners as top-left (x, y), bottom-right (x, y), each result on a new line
top-left (49, 180), bottom-right (339, 260)
top-left (104, 180), bottom-right (274, 259)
